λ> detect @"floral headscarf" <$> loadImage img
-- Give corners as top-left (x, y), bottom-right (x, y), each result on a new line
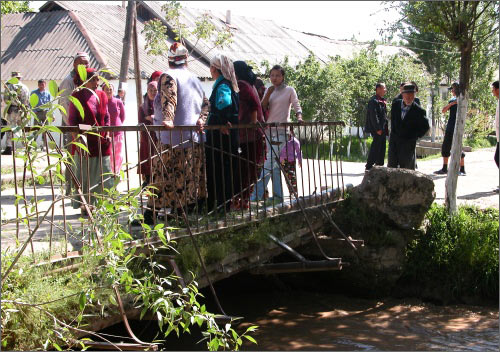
top-left (210, 54), bottom-right (239, 93)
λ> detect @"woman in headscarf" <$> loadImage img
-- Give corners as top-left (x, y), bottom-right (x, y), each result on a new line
top-left (250, 65), bottom-right (303, 203)
top-left (67, 68), bottom-right (112, 214)
top-left (205, 54), bottom-right (240, 212)
top-left (138, 81), bottom-right (158, 187)
top-left (102, 83), bottom-right (126, 175)
top-left (232, 61), bottom-right (265, 210)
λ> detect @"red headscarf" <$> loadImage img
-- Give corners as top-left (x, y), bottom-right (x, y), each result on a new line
top-left (150, 71), bottom-right (162, 82)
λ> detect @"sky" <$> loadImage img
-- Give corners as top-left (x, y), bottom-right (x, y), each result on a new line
top-left (30, 1), bottom-right (396, 42)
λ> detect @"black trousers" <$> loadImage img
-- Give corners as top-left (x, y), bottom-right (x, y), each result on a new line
top-left (366, 133), bottom-right (386, 169)
top-left (205, 130), bottom-right (240, 211)
top-left (495, 143), bottom-right (499, 168)
top-left (388, 134), bottom-right (417, 170)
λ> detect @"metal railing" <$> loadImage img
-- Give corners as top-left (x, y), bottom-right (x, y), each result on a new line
top-left (0, 122), bottom-right (346, 260)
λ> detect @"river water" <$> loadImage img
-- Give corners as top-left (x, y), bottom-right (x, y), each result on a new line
top-left (159, 273), bottom-right (499, 351)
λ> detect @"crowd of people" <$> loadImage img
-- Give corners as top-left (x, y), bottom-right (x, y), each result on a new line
top-left (1, 44), bottom-right (305, 223)
top-left (364, 79), bottom-right (499, 185)
top-left (2, 43), bottom-right (498, 221)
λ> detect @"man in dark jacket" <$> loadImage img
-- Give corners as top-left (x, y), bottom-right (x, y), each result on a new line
top-left (365, 82), bottom-right (387, 170)
top-left (388, 83), bottom-right (430, 170)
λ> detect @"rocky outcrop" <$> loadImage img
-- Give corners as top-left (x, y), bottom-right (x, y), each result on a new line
top-left (352, 166), bottom-right (435, 229)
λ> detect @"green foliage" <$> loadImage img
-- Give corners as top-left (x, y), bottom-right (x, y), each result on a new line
top-left (142, 0), bottom-right (233, 58)
top-left (1, 1), bottom-right (32, 14)
top-left (268, 49), bottom-right (428, 128)
top-left (403, 204), bottom-right (499, 301)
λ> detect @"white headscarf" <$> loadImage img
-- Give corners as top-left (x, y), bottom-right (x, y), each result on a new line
top-left (210, 54), bottom-right (239, 93)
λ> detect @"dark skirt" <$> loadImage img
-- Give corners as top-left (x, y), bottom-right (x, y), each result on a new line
top-left (236, 137), bottom-right (266, 201)
top-left (138, 131), bottom-right (157, 175)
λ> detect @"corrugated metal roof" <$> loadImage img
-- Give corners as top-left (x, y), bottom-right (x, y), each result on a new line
top-left (1, 11), bottom-right (98, 81)
top-left (283, 27), bottom-right (415, 62)
top-left (47, 1), bottom-right (211, 79)
top-left (141, 1), bottom-right (312, 67)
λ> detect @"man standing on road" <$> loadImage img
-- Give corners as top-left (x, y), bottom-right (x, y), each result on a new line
top-left (2, 71), bottom-right (30, 155)
top-left (31, 79), bottom-right (52, 125)
top-left (388, 83), bottom-right (429, 170)
top-left (365, 82), bottom-right (387, 171)
top-left (434, 82), bottom-right (466, 176)
top-left (59, 52), bottom-right (90, 195)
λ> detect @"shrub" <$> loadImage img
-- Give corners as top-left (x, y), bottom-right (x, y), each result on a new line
top-left (403, 204), bottom-right (499, 301)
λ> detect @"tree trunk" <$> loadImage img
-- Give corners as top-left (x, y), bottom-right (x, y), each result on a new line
top-left (445, 41), bottom-right (472, 214)
top-left (132, 3), bottom-right (142, 111)
top-left (119, 1), bottom-right (134, 83)
top-left (430, 86), bottom-right (436, 142)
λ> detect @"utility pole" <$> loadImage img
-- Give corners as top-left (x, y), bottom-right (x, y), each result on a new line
top-left (132, 2), bottom-right (143, 110)
top-left (119, 1), bottom-right (134, 85)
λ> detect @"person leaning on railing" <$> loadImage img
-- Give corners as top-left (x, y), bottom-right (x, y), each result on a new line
top-left (205, 54), bottom-right (241, 213)
top-left (136, 42), bottom-right (208, 225)
top-left (250, 64), bottom-right (303, 203)
top-left (137, 81), bottom-right (158, 188)
top-left (67, 68), bottom-right (113, 216)
top-left (232, 60), bottom-right (265, 210)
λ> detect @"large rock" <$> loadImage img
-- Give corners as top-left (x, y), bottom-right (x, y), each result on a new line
top-left (352, 166), bottom-right (435, 229)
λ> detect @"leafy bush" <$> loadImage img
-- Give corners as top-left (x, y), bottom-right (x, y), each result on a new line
top-left (403, 204), bottom-right (499, 301)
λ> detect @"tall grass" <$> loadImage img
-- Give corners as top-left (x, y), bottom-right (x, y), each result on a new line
top-left (403, 204), bottom-right (499, 301)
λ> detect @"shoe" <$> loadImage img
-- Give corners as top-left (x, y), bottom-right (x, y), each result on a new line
top-left (433, 169), bottom-right (447, 175)
top-left (494, 187), bottom-right (499, 194)
top-left (1, 147), bottom-right (12, 155)
top-left (459, 171), bottom-right (466, 176)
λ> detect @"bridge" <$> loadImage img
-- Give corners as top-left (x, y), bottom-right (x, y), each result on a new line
top-left (1, 122), bottom-right (363, 349)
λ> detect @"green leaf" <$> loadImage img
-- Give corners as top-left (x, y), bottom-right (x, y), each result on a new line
top-left (246, 325), bottom-right (258, 332)
top-left (79, 292), bottom-right (87, 310)
top-left (98, 75), bottom-right (110, 89)
top-left (53, 343), bottom-right (62, 351)
top-left (68, 96), bottom-right (84, 119)
top-left (71, 141), bottom-right (89, 154)
top-left (244, 335), bottom-right (257, 344)
top-left (54, 104), bottom-right (67, 117)
top-left (78, 64), bottom-right (87, 82)
top-left (49, 80), bottom-right (59, 97)
top-left (7, 77), bottom-right (19, 85)
top-left (44, 125), bottom-right (63, 134)
top-left (29, 93), bottom-right (39, 108)
top-left (37, 175), bottom-right (45, 185)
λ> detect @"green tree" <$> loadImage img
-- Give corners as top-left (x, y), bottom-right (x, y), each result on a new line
top-left (142, 0), bottom-right (233, 59)
top-left (388, 1), bottom-right (499, 214)
top-left (1, 1), bottom-right (31, 15)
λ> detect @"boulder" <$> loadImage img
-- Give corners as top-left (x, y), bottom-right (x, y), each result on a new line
top-left (352, 166), bottom-right (435, 229)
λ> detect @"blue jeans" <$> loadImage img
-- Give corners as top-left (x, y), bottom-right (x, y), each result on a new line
top-left (250, 129), bottom-right (287, 201)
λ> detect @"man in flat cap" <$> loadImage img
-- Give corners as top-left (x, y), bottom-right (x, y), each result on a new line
top-left (388, 83), bottom-right (430, 170)
top-left (434, 82), bottom-right (466, 175)
top-left (2, 71), bottom-right (30, 155)
top-left (58, 52), bottom-right (90, 194)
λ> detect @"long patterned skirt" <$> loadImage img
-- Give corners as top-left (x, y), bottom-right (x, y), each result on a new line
top-left (147, 143), bottom-right (206, 211)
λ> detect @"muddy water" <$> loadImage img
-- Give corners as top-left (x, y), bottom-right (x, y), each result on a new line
top-left (160, 273), bottom-right (499, 351)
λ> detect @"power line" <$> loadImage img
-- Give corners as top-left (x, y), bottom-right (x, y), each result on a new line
top-left (398, 34), bottom-right (449, 45)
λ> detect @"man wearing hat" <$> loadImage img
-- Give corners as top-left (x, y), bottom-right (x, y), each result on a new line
top-left (388, 83), bottom-right (430, 170)
top-left (58, 52), bottom-right (90, 194)
top-left (2, 71), bottom-right (30, 155)
top-left (434, 82), bottom-right (466, 175)
top-left (138, 42), bottom-right (208, 225)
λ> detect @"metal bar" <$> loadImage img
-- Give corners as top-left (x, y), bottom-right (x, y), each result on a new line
top-left (267, 234), bottom-right (307, 262)
top-left (249, 259), bottom-right (343, 275)
top-left (12, 138), bottom-right (20, 243)
top-left (43, 132), bottom-right (56, 259)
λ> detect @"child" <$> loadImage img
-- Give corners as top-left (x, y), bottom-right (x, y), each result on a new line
top-left (280, 129), bottom-right (302, 194)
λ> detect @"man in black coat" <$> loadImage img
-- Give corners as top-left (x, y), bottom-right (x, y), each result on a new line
top-left (365, 82), bottom-right (388, 170)
top-left (388, 83), bottom-right (430, 170)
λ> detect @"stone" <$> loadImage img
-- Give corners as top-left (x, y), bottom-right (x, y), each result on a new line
top-left (352, 166), bottom-right (435, 229)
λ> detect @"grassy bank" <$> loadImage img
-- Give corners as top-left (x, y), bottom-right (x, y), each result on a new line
top-left (400, 204), bottom-right (499, 303)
